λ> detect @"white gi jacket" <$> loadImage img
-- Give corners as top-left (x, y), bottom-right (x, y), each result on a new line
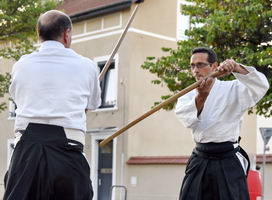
top-left (175, 66), bottom-right (269, 143)
top-left (9, 41), bottom-right (101, 145)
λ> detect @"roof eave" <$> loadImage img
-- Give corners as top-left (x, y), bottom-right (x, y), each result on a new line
top-left (70, 0), bottom-right (132, 22)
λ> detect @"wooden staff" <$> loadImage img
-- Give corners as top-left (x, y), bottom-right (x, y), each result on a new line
top-left (99, 1), bottom-right (143, 81)
top-left (99, 70), bottom-right (222, 146)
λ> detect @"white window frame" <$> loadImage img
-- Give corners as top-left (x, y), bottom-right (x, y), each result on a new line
top-left (176, 0), bottom-right (191, 40)
top-left (7, 139), bottom-right (15, 170)
top-left (93, 54), bottom-right (119, 112)
top-left (8, 100), bottom-right (16, 120)
top-left (89, 130), bottom-right (117, 200)
top-left (177, 0), bottom-right (204, 41)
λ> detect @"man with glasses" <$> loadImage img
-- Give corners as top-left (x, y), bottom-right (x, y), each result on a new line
top-left (175, 47), bottom-right (269, 200)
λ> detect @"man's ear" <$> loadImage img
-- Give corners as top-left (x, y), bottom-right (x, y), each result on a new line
top-left (63, 29), bottom-right (70, 44)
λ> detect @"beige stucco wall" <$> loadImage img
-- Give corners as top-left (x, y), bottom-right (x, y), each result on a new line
top-left (262, 164), bottom-right (272, 199)
top-left (240, 113), bottom-right (258, 155)
top-left (126, 165), bottom-right (185, 200)
top-left (123, 32), bottom-right (194, 157)
top-left (132, 0), bottom-right (177, 38)
top-left (0, 0), bottom-right (271, 199)
top-left (0, 100), bottom-right (14, 198)
top-left (0, 58), bottom-right (16, 198)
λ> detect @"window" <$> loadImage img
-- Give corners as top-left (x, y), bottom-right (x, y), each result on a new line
top-left (177, 0), bottom-right (204, 40)
top-left (176, 0), bottom-right (190, 40)
top-left (8, 100), bottom-right (16, 119)
top-left (7, 139), bottom-right (15, 169)
top-left (96, 58), bottom-right (117, 109)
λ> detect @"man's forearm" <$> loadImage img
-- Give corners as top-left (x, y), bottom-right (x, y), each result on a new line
top-left (233, 64), bottom-right (249, 75)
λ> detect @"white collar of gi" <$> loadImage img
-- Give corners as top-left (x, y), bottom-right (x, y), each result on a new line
top-left (39, 40), bottom-right (65, 51)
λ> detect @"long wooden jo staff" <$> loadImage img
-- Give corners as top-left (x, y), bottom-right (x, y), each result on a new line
top-left (99, 70), bottom-right (222, 146)
top-left (99, 0), bottom-right (144, 81)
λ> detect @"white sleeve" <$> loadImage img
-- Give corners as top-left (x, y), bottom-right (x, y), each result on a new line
top-left (232, 65), bottom-right (269, 111)
top-left (175, 91), bottom-right (200, 129)
top-left (87, 65), bottom-right (101, 110)
top-left (9, 62), bottom-right (18, 100)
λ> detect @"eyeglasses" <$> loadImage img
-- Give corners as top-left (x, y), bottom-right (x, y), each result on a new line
top-left (190, 62), bottom-right (211, 69)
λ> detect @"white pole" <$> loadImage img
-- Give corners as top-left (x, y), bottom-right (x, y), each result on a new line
top-left (262, 143), bottom-right (266, 200)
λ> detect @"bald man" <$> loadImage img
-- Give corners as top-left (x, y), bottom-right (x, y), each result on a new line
top-left (4, 10), bottom-right (101, 200)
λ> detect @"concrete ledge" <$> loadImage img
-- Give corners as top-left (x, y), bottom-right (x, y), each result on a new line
top-left (256, 154), bottom-right (272, 164)
top-left (127, 156), bottom-right (189, 165)
top-left (127, 154), bottom-right (272, 165)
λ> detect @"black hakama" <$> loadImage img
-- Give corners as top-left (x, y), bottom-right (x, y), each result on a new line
top-left (4, 123), bottom-right (93, 200)
top-left (179, 142), bottom-right (250, 200)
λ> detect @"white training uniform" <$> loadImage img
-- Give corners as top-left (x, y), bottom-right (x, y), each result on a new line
top-left (9, 41), bottom-right (101, 145)
top-left (175, 65), bottom-right (269, 173)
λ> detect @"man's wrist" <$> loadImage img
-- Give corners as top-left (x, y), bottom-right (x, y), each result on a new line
top-left (233, 64), bottom-right (249, 75)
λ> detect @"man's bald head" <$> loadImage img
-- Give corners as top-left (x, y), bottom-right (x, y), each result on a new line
top-left (37, 10), bottom-right (72, 41)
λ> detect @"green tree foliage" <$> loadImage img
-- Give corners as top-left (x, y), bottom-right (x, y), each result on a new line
top-left (142, 0), bottom-right (272, 117)
top-left (0, 0), bottom-right (58, 112)
top-left (0, 72), bottom-right (10, 111)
